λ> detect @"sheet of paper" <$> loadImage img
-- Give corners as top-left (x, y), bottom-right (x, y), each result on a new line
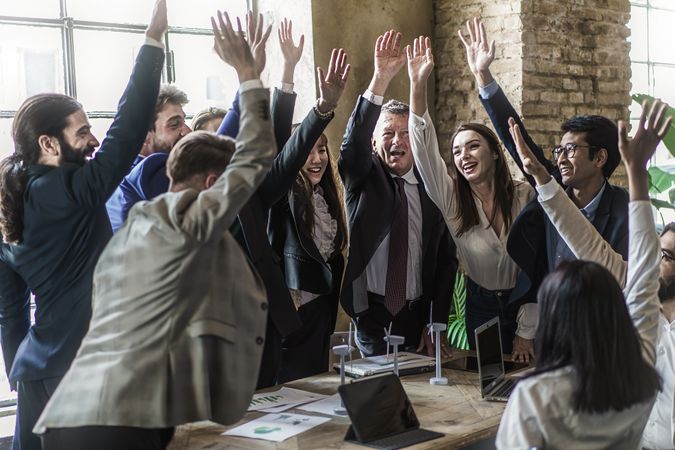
top-left (248, 387), bottom-right (327, 412)
top-left (223, 413), bottom-right (331, 442)
top-left (297, 394), bottom-right (345, 417)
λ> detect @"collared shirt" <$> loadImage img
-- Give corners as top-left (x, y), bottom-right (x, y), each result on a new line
top-left (496, 201), bottom-right (662, 449)
top-left (365, 167), bottom-right (424, 301)
top-left (643, 314), bottom-right (675, 449)
top-left (545, 182), bottom-right (607, 268)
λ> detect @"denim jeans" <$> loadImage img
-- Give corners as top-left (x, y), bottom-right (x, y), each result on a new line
top-left (465, 278), bottom-right (518, 353)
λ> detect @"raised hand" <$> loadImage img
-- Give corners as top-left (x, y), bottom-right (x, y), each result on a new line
top-left (211, 11), bottom-right (257, 83)
top-left (508, 117), bottom-right (552, 185)
top-left (146, 0), bottom-right (168, 42)
top-left (368, 29), bottom-right (405, 96)
top-left (245, 11), bottom-right (272, 76)
top-left (278, 17), bottom-right (304, 84)
top-left (406, 36), bottom-right (434, 86)
top-left (316, 48), bottom-right (350, 114)
top-left (618, 99), bottom-right (672, 201)
top-left (458, 17), bottom-right (495, 86)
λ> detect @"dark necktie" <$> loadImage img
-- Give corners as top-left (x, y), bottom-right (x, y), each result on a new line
top-left (384, 177), bottom-right (408, 316)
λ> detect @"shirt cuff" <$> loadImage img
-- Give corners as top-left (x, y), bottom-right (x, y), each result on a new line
top-left (515, 303), bottom-right (539, 340)
top-left (280, 82), bottom-right (294, 93)
top-left (409, 109), bottom-right (429, 129)
top-left (478, 80), bottom-right (499, 99)
top-left (536, 177), bottom-right (561, 202)
top-left (363, 89), bottom-right (384, 106)
top-left (144, 36), bottom-right (165, 49)
top-left (239, 79), bottom-right (264, 94)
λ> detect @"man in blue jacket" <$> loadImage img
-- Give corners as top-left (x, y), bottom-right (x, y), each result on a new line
top-left (0, 1), bottom-right (167, 448)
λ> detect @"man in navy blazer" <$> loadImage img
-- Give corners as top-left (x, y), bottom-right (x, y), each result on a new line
top-left (339, 30), bottom-right (457, 357)
top-left (460, 17), bottom-right (628, 360)
top-left (0, 2), bottom-right (166, 448)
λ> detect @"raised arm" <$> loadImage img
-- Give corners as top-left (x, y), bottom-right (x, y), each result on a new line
top-left (272, 17), bottom-right (303, 150)
top-left (339, 30), bottom-right (404, 189)
top-left (258, 48), bottom-right (349, 208)
top-left (181, 12), bottom-right (273, 240)
top-left (0, 260), bottom-right (30, 390)
top-left (406, 36), bottom-right (455, 226)
top-left (509, 118), bottom-right (627, 285)
top-left (459, 17), bottom-right (559, 187)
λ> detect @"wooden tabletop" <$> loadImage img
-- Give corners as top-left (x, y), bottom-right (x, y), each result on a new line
top-left (168, 359), bottom-right (507, 450)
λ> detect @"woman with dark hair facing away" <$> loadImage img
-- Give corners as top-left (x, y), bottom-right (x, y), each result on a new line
top-left (494, 100), bottom-right (670, 449)
top-left (406, 36), bottom-right (535, 355)
top-left (269, 55), bottom-right (350, 383)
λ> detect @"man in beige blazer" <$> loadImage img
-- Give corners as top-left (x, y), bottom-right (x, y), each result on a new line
top-left (34, 12), bottom-right (273, 450)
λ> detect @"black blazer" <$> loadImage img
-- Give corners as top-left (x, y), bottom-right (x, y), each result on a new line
top-left (480, 86), bottom-right (629, 303)
top-left (337, 96), bottom-right (457, 323)
top-left (0, 45), bottom-right (164, 384)
top-left (268, 105), bottom-right (344, 298)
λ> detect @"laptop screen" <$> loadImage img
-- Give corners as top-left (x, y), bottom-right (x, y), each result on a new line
top-left (338, 374), bottom-right (419, 442)
top-left (476, 318), bottom-right (505, 392)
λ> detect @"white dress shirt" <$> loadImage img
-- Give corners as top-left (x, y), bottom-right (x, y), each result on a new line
top-left (496, 201), bottom-right (662, 450)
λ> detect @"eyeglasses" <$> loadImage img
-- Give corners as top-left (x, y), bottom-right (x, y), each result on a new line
top-left (551, 143), bottom-right (600, 160)
top-left (662, 249), bottom-right (675, 263)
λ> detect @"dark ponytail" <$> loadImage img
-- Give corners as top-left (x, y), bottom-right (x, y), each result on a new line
top-left (0, 94), bottom-right (82, 244)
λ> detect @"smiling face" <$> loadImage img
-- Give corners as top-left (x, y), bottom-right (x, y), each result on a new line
top-left (555, 132), bottom-right (607, 188)
top-left (451, 129), bottom-right (498, 185)
top-left (301, 134), bottom-right (329, 187)
top-left (149, 102), bottom-right (192, 153)
top-left (372, 112), bottom-right (413, 176)
top-left (59, 109), bottom-right (99, 165)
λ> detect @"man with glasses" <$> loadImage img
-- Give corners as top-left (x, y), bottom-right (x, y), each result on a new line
top-left (460, 17), bottom-right (629, 361)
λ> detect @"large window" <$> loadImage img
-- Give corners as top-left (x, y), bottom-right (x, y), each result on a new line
top-left (0, 0), bottom-right (249, 160)
top-left (629, 0), bottom-right (675, 217)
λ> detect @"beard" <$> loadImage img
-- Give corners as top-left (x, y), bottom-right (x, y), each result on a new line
top-left (59, 138), bottom-right (93, 167)
top-left (659, 276), bottom-right (675, 303)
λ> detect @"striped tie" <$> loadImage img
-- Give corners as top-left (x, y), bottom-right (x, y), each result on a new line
top-left (384, 177), bottom-right (408, 316)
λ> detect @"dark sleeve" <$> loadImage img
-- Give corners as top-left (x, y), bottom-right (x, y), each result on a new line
top-left (479, 86), bottom-right (561, 187)
top-left (272, 88), bottom-right (297, 152)
top-left (216, 91), bottom-right (241, 138)
top-left (68, 44), bottom-right (164, 207)
top-left (431, 227), bottom-right (458, 324)
top-left (338, 96), bottom-right (380, 192)
top-left (119, 153), bottom-right (170, 224)
top-left (0, 260), bottom-right (30, 388)
top-left (257, 107), bottom-right (333, 208)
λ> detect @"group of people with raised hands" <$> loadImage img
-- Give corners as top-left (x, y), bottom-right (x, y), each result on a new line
top-left (0, 1), bottom-right (672, 448)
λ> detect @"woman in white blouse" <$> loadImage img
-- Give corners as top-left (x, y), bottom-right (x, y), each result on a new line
top-left (406, 37), bottom-right (535, 355)
top-left (494, 98), bottom-right (670, 448)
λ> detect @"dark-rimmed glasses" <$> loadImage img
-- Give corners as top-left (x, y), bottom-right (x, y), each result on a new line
top-left (551, 143), bottom-right (600, 161)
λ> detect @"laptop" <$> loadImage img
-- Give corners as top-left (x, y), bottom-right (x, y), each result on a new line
top-left (475, 317), bottom-right (517, 402)
top-left (338, 374), bottom-right (443, 450)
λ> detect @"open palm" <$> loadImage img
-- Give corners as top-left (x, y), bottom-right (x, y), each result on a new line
top-left (406, 36), bottom-right (434, 84)
top-left (317, 48), bottom-right (350, 110)
top-left (458, 17), bottom-right (495, 74)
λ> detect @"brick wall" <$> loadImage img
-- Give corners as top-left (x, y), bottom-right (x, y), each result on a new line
top-left (434, 0), bottom-right (631, 184)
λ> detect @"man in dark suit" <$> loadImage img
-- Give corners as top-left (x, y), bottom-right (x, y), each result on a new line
top-left (339, 30), bottom-right (457, 357)
top-left (459, 17), bottom-right (629, 361)
top-left (0, 2), bottom-right (167, 449)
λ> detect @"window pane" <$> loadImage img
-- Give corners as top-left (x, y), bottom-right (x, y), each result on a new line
top-left (653, 65), bottom-right (675, 105)
top-left (631, 0), bottom-right (647, 5)
top-left (73, 29), bottom-right (148, 112)
top-left (628, 6), bottom-right (648, 61)
top-left (0, 118), bottom-right (14, 161)
top-left (0, 25), bottom-right (65, 110)
top-left (169, 33), bottom-right (238, 114)
top-left (88, 118), bottom-right (114, 154)
top-left (650, 0), bottom-right (675, 10)
top-left (167, 0), bottom-right (248, 29)
top-left (67, 0), bottom-right (153, 26)
top-left (630, 63), bottom-right (649, 119)
top-left (0, 0), bottom-right (60, 19)
top-left (649, 8), bottom-right (675, 64)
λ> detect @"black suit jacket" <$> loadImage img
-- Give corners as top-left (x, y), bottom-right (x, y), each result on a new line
top-left (480, 86), bottom-right (629, 303)
top-left (337, 96), bottom-right (457, 323)
top-left (0, 44), bottom-right (164, 384)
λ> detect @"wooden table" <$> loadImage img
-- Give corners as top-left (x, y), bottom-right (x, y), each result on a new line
top-left (168, 360), bottom-right (507, 450)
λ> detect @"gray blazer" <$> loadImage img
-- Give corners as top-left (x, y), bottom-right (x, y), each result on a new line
top-left (34, 86), bottom-right (274, 432)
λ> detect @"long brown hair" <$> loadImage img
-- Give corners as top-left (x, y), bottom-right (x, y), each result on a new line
top-left (0, 94), bottom-right (83, 244)
top-left (448, 123), bottom-right (515, 237)
top-left (292, 132), bottom-right (347, 255)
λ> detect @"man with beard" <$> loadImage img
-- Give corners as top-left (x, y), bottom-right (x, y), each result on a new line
top-left (106, 84), bottom-right (191, 232)
top-left (0, 1), bottom-right (167, 448)
top-left (338, 29), bottom-right (456, 357)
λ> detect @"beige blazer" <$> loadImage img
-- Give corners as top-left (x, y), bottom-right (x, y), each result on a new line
top-left (35, 86), bottom-right (275, 432)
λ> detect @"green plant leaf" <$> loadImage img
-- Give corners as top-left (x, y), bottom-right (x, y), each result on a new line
top-left (670, 187), bottom-right (675, 206)
top-left (648, 166), bottom-right (675, 194)
top-left (651, 198), bottom-right (675, 210)
top-left (632, 94), bottom-right (675, 158)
